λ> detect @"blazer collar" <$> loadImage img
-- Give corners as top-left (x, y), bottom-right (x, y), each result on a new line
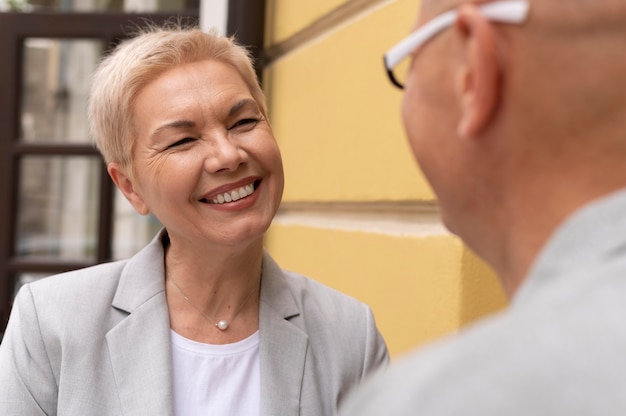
top-left (107, 231), bottom-right (175, 416)
top-left (107, 231), bottom-right (309, 416)
top-left (259, 252), bottom-right (309, 416)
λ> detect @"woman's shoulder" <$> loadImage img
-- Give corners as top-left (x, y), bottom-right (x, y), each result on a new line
top-left (8, 260), bottom-right (131, 348)
top-left (281, 268), bottom-right (365, 310)
top-left (261, 253), bottom-right (389, 377)
top-left (13, 260), bottom-right (129, 329)
top-left (262, 253), bottom-right (376, 338)
top-left (26, 259), bottom-right (128, 297)
top-left (24, 232), bottom-right (165, 304)
top-left (262, 252), bottom-right (367, 316)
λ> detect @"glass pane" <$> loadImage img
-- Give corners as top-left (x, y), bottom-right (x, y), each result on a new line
top-left (20, 38), bottom-right (104, 143)
top-left (4, 0), bottom-right (193, 13)
top-left (15, 156), bottom-right (101, 261)
top-left (112, 187), bottom-right (162, 260)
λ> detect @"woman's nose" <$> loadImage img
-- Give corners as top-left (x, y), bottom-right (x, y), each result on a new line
top-left (203, 133), bottom-right (247, 173)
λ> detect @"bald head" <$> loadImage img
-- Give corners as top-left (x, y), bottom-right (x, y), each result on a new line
top-left (402, 0), bottom-right (626, 291)
top-left (513, 0), bottom-right (626, 142)
top-left (415, 0), bottom-right (626, 142)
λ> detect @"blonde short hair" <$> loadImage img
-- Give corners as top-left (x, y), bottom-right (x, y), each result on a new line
top-left (88, 25), bottom-right (267, 168)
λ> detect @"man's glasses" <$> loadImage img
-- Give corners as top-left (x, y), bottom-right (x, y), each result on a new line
top-left (383, 0), bottom-right (530, 89)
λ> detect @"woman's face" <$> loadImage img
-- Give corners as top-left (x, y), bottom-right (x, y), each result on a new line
top-left (111, 59), bottom-right (284, 249)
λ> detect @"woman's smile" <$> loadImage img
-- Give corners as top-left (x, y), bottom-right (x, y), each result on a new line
top-left (200, 178), bottom-right (261, 204)
top-left (200, 179), bottom-right (263, 212)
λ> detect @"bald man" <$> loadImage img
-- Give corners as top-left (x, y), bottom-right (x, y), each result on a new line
top-left (340, 0), bottom-right (626, 414)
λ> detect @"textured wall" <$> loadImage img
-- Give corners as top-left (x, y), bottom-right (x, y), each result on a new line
top-left (263, 0), bottom-right (507, 357)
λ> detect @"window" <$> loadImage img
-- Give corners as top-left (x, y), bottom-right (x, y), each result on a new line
top-left (0, 12), bottom-right (198, 336)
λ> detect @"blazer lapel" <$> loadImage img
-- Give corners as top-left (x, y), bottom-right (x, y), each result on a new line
top-left (259, 253), bottom-right (309, 416)
top-left (106, 233), bottom-right (174, 416)
top-left (104, 238), bottom-right (309, 415)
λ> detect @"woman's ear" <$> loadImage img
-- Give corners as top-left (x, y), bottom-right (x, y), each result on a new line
top-left (454, 3), bottom-right (502, 139)
top-left (107, 162), bottom-right (150, 215)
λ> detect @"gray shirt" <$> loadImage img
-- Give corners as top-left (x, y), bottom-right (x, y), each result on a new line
top-left (340, 188), bottom-right (626, 415)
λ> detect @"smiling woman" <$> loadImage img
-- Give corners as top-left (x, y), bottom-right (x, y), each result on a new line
top-left (0, 25), bottom-right (388, 416)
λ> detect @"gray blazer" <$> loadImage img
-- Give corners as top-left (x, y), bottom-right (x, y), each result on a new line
top-left (0, 233), bottom-right (388, 415)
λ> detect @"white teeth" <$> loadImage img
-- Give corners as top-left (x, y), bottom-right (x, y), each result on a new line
top-left (208, 183), bottom-right (255, 204)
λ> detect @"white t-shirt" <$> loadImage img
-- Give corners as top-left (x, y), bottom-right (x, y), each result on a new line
top-left (170, 330), bottom-right (261, 416)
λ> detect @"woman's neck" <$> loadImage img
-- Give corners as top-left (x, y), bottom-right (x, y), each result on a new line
top-left (163, 233), bottom-right (263, 344)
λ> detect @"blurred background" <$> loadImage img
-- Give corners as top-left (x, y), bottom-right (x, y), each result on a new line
top-left (0, 0), bottom-right (506, 357)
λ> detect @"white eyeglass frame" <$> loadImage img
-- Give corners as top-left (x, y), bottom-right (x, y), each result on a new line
top-left (383, 0), bottom-right (530, 89)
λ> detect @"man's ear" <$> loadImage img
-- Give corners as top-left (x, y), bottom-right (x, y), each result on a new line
top-left (107, 162), bottom-right (150, 215)
top-left (454, 3), bottom-right (502, 139)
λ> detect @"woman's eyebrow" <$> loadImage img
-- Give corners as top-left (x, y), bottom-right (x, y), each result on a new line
top-left (229, 98), bottom-right (258, 116)
top-left (150, 120), bottom-right (196, 139)
top-left (149, 100), bottom-right (257, 140)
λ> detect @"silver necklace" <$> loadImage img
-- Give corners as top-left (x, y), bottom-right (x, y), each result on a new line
top-left (167, 273), bottom-right (259, 331)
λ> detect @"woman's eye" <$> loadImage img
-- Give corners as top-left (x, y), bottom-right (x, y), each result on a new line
top-left (167, 137), bottom-right (195, 149)
top-left (231, 118), bottom-right (259, 130)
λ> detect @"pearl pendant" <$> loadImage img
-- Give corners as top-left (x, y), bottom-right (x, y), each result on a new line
top-left (216, 320), bottom-right (229, 331)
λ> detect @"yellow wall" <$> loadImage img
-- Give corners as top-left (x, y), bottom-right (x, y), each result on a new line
top-left (263, 0), bottom-right (507, 358)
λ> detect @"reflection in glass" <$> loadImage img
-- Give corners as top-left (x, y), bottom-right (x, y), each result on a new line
top-left (16, 156), bottom-right (100, 261)
top-left (20, 38), bottom-right (104, 143)
top-left (112, 187), bottom-right (163, 260)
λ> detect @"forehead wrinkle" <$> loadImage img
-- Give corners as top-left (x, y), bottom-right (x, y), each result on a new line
top-left (146, 61), bottom-right (257, 137)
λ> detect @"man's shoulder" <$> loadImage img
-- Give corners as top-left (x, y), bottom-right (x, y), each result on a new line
top-left (341, 278), bottom-right (626, 415)
top-left (339, 309), bottom-right (530, 415)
